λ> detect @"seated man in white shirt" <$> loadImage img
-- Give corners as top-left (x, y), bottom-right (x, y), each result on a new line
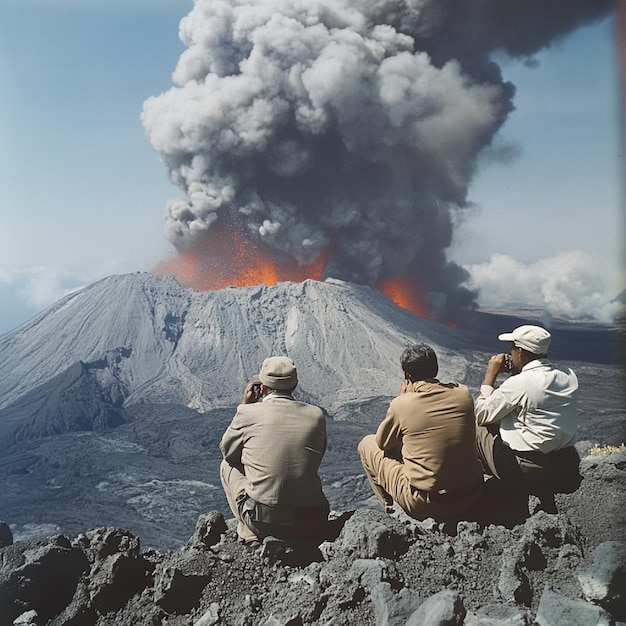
top-left (474, 325), bottom-right (581, 493)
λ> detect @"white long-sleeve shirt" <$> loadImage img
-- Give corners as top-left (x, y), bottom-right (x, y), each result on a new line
top-left (475, 359), bottom-right (578, 453)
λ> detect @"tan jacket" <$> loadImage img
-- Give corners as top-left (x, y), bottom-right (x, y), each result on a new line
top-left (220, 393), bottom-right (328, 509)
top-left (376, 380), bottom-right (483, 492)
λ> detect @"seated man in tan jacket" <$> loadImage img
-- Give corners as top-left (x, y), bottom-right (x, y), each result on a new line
top-left (220, 356), bottom-right (329, 544)
top-left (358, 344), bottom-right (483, 520)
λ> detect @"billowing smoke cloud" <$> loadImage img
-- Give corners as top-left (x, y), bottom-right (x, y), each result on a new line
top-left (462, 252), bottom-right (625, 324)
top-left (142, 0), bottom-right (612, 318)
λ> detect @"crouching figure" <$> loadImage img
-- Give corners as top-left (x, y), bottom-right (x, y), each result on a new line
top-left (220, 356), bottom-right (329, 545)
top-left (474, 325), bottom-right (581, 494)
top-left (358, 344), bottom-right (484, 520)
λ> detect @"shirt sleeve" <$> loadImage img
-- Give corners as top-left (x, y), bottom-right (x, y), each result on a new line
top-left (375, 402), bottom-right (403, 451)
top-left (220, 410), bottom-right (245, 464)
top-left (475, 379), bottom-right (522, 426)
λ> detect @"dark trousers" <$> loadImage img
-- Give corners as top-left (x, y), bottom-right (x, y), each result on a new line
top-left (475, 425), bottom-right (581, 493)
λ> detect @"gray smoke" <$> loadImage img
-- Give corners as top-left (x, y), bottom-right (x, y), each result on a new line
top-left (141, 0), bottom-right (612, 318)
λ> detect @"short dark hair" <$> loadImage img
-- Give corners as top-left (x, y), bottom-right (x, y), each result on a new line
top-left (400, 344), bottom-right (438, 380)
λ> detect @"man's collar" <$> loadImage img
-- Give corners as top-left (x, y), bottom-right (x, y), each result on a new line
top-left (521, 358), bottom-right (550, 371)
top-left (263, 390), bottom-right (296, 401)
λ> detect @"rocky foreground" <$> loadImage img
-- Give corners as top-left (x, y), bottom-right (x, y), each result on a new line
top-left (1, 452), bottom-right (625, 626)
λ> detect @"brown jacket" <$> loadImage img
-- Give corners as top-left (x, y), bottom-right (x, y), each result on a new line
top-left (220, 393), bottom-right (328, 509)
top-left (376, 380), bottom-right (483, 492)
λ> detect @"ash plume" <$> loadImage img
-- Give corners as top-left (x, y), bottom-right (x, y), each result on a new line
top-left (141, 0), bottom-right (612, 318)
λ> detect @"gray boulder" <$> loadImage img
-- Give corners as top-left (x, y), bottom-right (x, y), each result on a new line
top-left (329, 509), bottom-right (411, 559)
top-left (185, 511), bottom-right (228, 550)
top-left (578, 540), bottom-right (626, 621)
top-left (535, 585), bottom-right (613, 626)
top-left (370, 583), bottom-right (423, 626)
top-left (0, 453), bottom-right (624, 625)
top-left (405, 588), bottom-right (466, 626)
top-left (0, 535), bottom-right (89, 625)
top-left (464, 603), bottom-right (533, 626)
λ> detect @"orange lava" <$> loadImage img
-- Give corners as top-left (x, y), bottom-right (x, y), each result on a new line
top-left (154, 227), bottom-right (328, 290)
top-left (377, 276), bottom-right (429, 319)
top-left (154, 227), bottom-right (432, 320)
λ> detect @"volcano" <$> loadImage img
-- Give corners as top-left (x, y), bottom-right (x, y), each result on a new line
top-left (0, 273), bottom-right (488, 434)
top-left (0, 273), bottom-right (623, 549)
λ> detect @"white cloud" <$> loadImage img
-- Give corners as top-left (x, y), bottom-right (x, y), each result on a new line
top-left (463, 251), bottom-right (625, 323)
top-left (0, 267), bottom-right (107, 333)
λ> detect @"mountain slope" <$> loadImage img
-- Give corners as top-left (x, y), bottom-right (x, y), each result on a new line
top-left (0, 273), bottom-right (483, 434)
top-left (1, 359), bottom-right (129, 443)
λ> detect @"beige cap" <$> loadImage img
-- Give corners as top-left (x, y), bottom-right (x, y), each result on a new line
top-left (259, 356), bottom-right (298, 389)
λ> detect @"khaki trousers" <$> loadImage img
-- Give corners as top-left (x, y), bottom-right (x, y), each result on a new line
top-left (357, 435), bottom-right (482, 521)
top-left (220, 460), bottom-right (258, 542)
top-left (220, 460), bottom-right (330, 543)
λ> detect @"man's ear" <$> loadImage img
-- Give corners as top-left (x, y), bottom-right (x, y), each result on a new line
top-left (402, 370), bottom-right (413, 382)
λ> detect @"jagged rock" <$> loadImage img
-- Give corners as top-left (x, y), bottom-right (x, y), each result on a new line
top-left (34, 528), bottom-right (153, 624)
top-left (348, 558), bottom-right (403, 590)
top-left (0, 535), bottom-right (89, 625)
top-left (254, 535), bottom-right (327, 568)
top-left (0, 453), bottom-right (624, 625)
top-left (497, 546), bottom-right (532, 606)
top-left (154, 547), bottom-right (216, 615)
top-left (405, 588), bottom-right (466, 626)
top-left (75, 527), bottom-right (141, 562)
top-left (259, 536), bottom-right (292, 565)
top-left (12, 610), bottom-right (38, 626)
top-left (193, 603), bottom-right (221, 626)
top-left (185, 511), bottom-right (228, 549)
top-left (577, 540), bottom-right (626, 621)
top-left (555, 543), bottom-right (582, 570)
top-left (464, 603), bottom-right (533, 625)
top-left (48, 580), bottom-right (96, 626)
top-left (520, 511), bottom-right (580, 551)
top-left (535, 585), bottom-right (613, 626)
top-left (0, 521), bottom-right (12, 548)
top-left (345, 559), bottom-right (419, 624)
top-left (155, 565), bottom-right (211, 615)
top-left (88, 551), bottom-right (153, 613)
top-left (496, 510), bottom-right (583, 607)
top-left (370, 583), bottom-right (423, 626)
top-left (329, 509), bottom-right (411, 559)
top-left (560, 453), bottom-right (626, 549)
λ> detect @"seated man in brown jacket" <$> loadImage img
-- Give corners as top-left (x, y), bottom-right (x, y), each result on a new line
top-left (358, 344), bottom-right (483, 520)
top-left (220, 356), bottom-right (329, 544)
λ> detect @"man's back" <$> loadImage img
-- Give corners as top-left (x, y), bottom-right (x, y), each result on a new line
top-left (377, 380), bottom-right (483, 492)
top-left (221, 394), bottom-right (327, 508)
top-left (476, 359), bottom-right (578, 452)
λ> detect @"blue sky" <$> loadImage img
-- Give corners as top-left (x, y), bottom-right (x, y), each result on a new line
top-left (0, 1), bottom-right (622, 333)
top-left (454, 21), bottom-right (622, 265)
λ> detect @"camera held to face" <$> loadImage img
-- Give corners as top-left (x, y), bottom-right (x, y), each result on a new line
top-left (251, 383), bottom-right (262, 401)
top-left (503, 355), bottom-right (513, 372)
top-left (248, 375), bottom-right (262, 402)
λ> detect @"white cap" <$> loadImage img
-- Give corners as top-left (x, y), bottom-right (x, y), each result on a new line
top-left (498, 325), bottom-right (551, 354)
